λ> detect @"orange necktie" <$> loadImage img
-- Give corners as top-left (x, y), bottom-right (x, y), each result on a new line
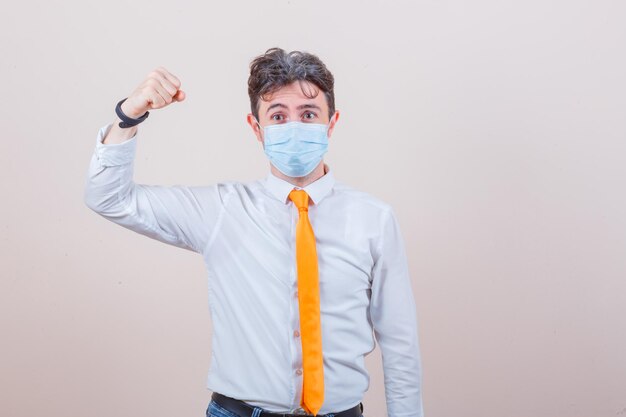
top-left (289, 189), bottom-right (324, 416)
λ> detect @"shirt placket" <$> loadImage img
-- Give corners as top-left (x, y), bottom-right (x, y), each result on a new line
top-left (288, 195), bottom-right (305, 411)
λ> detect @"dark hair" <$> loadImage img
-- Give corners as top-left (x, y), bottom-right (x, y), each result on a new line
top-left (248, 47), bottom-right (335, 120)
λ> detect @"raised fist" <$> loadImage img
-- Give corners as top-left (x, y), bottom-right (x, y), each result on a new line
top-left (121, 66), bottom-right (186, 118)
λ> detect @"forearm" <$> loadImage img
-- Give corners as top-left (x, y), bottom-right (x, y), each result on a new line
top-left (379, 328), bottom-right (424, 417)
top-left (102, 120), bottom-right (137, 144)
top-left (375, 284), bottom-right (424, 417)
top-left (84, 123), bottom-right (138, 215)
top-left (102, 101), bottom-right (142, 144)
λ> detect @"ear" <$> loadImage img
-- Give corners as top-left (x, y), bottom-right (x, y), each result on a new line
top-left (327, 110), bottom-right (341, 138)
top-left (246, 113), bottom-right (263, 144)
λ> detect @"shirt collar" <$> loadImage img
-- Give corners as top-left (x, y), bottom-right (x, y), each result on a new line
top-left (263, 163), bottom-right (335, 205)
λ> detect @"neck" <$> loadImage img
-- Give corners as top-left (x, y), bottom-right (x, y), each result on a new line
top-left (271, 161), bottom-right (327, 188)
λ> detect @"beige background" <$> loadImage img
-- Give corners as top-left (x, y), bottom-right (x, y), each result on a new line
top-left (1, 1), bottom-right (625, 416)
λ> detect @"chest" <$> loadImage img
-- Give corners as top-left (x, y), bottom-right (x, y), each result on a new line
top-left (204, 198), bottom-right (377, 301)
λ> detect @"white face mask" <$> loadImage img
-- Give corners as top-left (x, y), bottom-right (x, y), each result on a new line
top-left (255, 119), bottom-right (330, 177)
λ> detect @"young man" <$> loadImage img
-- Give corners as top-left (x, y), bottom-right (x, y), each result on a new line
top-left (84, 47), bottom-right (424, 417)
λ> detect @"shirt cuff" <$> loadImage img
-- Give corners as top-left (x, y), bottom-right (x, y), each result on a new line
top-left (94, 122), bottom-right (138, 167)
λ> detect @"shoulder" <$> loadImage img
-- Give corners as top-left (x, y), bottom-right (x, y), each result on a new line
top-left (331, 180), bottom-right (395, 217)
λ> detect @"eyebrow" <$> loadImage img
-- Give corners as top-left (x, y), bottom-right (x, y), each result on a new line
top-left (266, 103), bottom-right (322, 113)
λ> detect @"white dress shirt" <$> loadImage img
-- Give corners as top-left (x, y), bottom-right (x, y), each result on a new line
top-left (83, 122), bottom-right (424, 417)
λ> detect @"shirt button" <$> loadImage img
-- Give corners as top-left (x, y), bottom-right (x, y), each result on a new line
top-left (296, 369), bottom-right (303, 375)
top-left (293, 330), bottom-right (300, 337)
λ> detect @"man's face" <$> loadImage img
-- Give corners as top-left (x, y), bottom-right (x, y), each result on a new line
top-left (247, 80), bottom-right (340, 144)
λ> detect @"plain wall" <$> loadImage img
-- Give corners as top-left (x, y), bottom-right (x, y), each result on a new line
top-left (1, 1), bottom-right (625, 416)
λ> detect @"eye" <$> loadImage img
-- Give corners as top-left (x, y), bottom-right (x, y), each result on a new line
top-left (302, 111), bottom-right (317, 120)
top-left (271, 113), bottom-right (285, 121)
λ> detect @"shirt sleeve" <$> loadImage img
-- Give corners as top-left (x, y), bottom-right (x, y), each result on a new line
top-left (369, 208), bottom-right (425, 417)
top-left (83, 122), bottom-right (228, 254)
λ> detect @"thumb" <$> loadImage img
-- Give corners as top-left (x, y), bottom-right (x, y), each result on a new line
top-left (173, 89), bottom-right (186, 102)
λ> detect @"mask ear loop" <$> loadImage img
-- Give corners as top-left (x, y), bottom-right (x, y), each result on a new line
top-left (253, 116), bottom-right (265, 140)
top-left (325, 117), bottom-right (334, 137)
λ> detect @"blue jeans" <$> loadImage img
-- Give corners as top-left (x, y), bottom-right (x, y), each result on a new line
top-left (206, 399), bottom-right (364, 417)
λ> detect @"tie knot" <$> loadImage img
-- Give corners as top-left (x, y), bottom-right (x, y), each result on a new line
top-left (289, 189), bottom-right (310, 211)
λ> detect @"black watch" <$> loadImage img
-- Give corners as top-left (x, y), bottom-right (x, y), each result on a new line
top-left (115, 97), bottom-right (149, 128)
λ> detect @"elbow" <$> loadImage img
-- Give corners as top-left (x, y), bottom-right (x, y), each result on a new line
top-left (83, 184), bottom-right (103, 213)
top-left (83, 152), bottom-right (135, 215)
top-left (83, 182), bottom-right (131, 216)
